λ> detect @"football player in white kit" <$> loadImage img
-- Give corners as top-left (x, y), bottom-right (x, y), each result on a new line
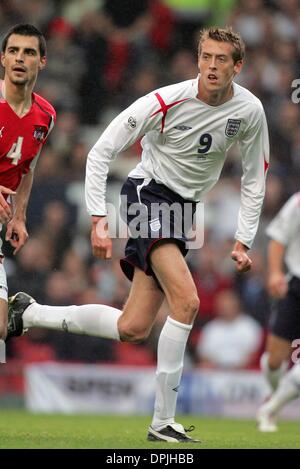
top-left (257, 193), bottom-right (300, 432)
top-left (7, 27), bottom-right (269, 443)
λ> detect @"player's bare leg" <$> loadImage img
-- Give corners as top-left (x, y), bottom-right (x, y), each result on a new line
top-left (7, 268), bottom-right (164, 342)
top-left (147, 241), bottom-right (200, 443)
top-left (0, 261), bottom-right (8, 342)
top-left (7, 242), bottom-right (200, 442)
top-left (0, 298), bottom-right (7, 340)
top-left (261, 334), bottom-right (291, 390)
top-left (257, 363), bottom-right (300, 432)
top-left (0, 299), bottom-right (8, 340)
top-left (0, 260), bottom-right (8, 361)
top-left (118, 269), bottom-right (165, 342)
top-left (257, 334), bottom-right (291, 432)
top-left (0, 299), bottom-right (7, 364)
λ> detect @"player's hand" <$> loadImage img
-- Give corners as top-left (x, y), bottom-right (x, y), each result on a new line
top-left (90, 216), bottom-right (112, 260)
top-left (5, 218), bottom-right (29, 255)
top-left (231, 241), bottom-right (252, 273)
top-left (268, 272), bottom-right (288, 299)
top-left (0, 186), bottom-right (16, 224)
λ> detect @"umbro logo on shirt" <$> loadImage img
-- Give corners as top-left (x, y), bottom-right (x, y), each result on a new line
top-left (174, 125), bottom-right (192, 131)
top-left (150, 218), bottom-right (161, 232)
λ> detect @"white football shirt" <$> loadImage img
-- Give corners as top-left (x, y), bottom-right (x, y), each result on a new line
top-left (266, 193), bottom-right (300, 279)
top-left (86, 76), bottom-right (269, 248)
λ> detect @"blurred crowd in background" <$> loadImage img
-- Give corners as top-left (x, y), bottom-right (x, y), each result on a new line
top-left (1, 0), bottom-right (299, 370)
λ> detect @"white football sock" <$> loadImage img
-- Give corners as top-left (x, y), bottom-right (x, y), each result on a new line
top-left (0, 339), bottom-right (5, 363)
top-left (151, 316), bottom-right (192, 431)
top-left (23, 302), bottom-right (122, 340)
top-left (263, 363), bottom-right (300, 415)
top-left (260, 352), bottom-right (288, 391)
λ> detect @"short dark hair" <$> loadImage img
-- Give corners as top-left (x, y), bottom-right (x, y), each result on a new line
top-left (198, 26), bottom-right (245, 63)
top-left (1, 23), bottom-right (46, 57)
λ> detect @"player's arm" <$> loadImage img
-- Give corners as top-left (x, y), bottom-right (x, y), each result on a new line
top-left (266, 194), bottom-right (299, 298)
top-left (233, 106), bottom-right (270, 272)
top-left (231, 240), bottom-right (252, 272)
top-left (85, 94), bottom-right (161, 260)
top-left (267, 239), bottom-right (287, 299)
top-left (0, 185), bottom-right (16, 224)
top-left (5, 170), bottom-right (34, 254)
top-left (90, 215), bottom-right (112, 260)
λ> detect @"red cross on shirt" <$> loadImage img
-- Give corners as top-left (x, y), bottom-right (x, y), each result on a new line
top-left (150, 92), bottom-right (188, 133)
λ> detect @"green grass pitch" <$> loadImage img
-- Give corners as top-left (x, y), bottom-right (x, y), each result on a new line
top-left (0, 410), bottom-right (299, 449)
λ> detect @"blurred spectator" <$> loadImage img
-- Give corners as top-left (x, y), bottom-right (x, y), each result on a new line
top-left (60, 249), bottom-right (89, 297)
top-left (61, 0), bottom-right (102, 26)
top-left (25, 148), bottom-right (69, 231)
top-left (230, 0), bottom-right (271, 48)
top-left (31, 271), bottom-right (115, 362)
top-left (75, 11), bottom-right (109, 124)
top-left (162, 0), bottom-right (212, 50)
top-left (190, 245), bottom-right (234, 325)
top-left (168, 50), bottom-right (199, 83)
top-left (34, 201), bottom-right (73, 269)
top-left (196, 290), bottom-right (263, 369)
top-left (50, 111), bottom-right (80, 157)
top-left (100, 0), bottom-right (153, 91)
top-left (13, 0), bottom-right (55, 28)
top-left (91, 258), bottom-right (129, 307)
top-left (270, 101), bottom-right (300, 173)
top-left (273, 0), bottom-right (299, 40)
top-left (8, 237), bottom-right (54, 302)
top-left (120, 65), bottom-right (161, 108)
top-left (45, 17), bottom-right (84, 112)
top-left (236, 250), bottom-right (270, 326)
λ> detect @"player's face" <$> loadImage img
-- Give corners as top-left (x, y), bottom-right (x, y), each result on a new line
top-left (1, 34), bottom-right (46, 86)
top-left (198, 39), bottom-right (243, 93)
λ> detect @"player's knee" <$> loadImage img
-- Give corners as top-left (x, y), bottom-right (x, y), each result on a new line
top-left (268, 354), bottom-right (285, 370)
top-left (171, 293), bottom-right (200, 323)
top-left (0, 323), bottom-right (7, 341)
top-left (190, 294), bottom-right (200, 313)
top-left (118, 320), bottom-right (149, 343)
top-left (185, 294), bottom-right (200, 321)
top-left (266, 339), bottom-right (290, 370)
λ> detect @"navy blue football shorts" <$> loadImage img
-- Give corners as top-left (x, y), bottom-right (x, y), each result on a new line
top-left (269, 276), bottom-right (300, 342)
top-left (119, 177), bottom-right (197, 285)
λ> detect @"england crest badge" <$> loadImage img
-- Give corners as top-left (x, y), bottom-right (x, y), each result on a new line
top-left (225, 118), bottom-right (241, 137)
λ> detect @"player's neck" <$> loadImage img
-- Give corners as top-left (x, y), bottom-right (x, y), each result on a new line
top-left (197, 82), bottom-right (234, 106)
top-left (2, 79), bottom-right (33, 117)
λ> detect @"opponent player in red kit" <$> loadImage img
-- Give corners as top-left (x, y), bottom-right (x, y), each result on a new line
top-left (0, 24), bottom-right (55, 342)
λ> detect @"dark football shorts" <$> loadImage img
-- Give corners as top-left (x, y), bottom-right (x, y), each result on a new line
top-left (269, 276), bottom-right (300, 342)
top-left (119, 177), bottom-right (197, 285)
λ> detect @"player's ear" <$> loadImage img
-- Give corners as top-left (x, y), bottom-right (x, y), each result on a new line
top-left (39, 56), bottom-right (47, 70)
top-left (0, 52), bottom-right (5, 68)
top-left (233, 60), bottom-right (243, 76)
top-left (197, 55), bottom-right (202, 73)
